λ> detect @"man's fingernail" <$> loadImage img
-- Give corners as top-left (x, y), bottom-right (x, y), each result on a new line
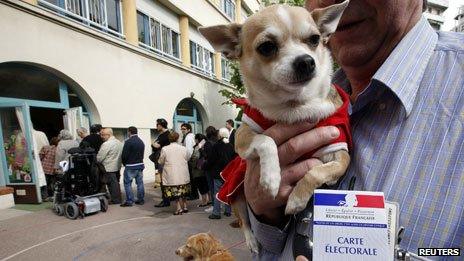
top-left (329, 127), bottom-right (339, 138)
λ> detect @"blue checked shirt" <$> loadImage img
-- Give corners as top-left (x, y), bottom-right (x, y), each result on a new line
top-left (249, 17), bottom-right (464, 260)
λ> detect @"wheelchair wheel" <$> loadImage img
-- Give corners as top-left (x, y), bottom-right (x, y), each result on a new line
top-left (53, 204), bottom-right (64, 216)
top-left (65, 202), bottom-right (79, 219)
top-left (100, 197), bottom-right (109, 212)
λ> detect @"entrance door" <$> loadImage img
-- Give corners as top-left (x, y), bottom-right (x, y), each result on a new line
top-left (0, 102), bottom-right (41, 203)
top-left (173, 99), bottom-right (203, 135)
top-left (63, 106), bottom-right (89, 140)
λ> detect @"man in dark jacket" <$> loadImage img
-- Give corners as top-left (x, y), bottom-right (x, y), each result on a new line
top-left (152, 118), bottom-right (171, 208)
top-left (120, 126), bottom-right (145, 207)
top-left (80, 124), bottom-right (103, 152)
top-left (205, 128), bottom-right (235, 219)
top-left (225, 119), bottom-right (236, 152)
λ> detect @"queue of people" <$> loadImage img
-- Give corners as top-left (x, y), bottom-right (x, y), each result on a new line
top-left (35, 119), bottom-right (238, 219)
top-left (151, 119), bottom-right (237, 217)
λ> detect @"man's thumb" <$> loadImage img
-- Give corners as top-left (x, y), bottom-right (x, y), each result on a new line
top-left (295, 255), bottom-right (309, 261)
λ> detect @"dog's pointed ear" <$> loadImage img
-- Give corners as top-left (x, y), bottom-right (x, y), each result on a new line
top-left (311, 0), bottom-right (349, 41)
top-left (199, 24), bottom-right (242, 59)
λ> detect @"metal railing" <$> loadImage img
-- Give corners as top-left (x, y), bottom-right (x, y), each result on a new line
top-left (38, 0), bottom-right (124, 38)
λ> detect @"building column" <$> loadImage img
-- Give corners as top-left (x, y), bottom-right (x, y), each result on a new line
top-left (235, 0), bottom-right (242, 23)
top-left (22, 0), bottom-right (38, 5)
top-left (121, 0), bottom-right (138, 46)
top-left (214, 53), bottom-right (222, 80)
top-left (179, 16), bottom-right (191, 67)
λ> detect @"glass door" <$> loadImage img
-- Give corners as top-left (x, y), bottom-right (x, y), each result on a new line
top-left (0, 102), bottom-right (41, 203)
top-left (63, 106), bottom-right (86, 140)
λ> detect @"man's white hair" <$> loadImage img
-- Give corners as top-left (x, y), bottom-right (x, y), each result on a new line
top-left (77, 127), bottom-right (88, 134)
top-left (218, 127), bottom-right (230, 143)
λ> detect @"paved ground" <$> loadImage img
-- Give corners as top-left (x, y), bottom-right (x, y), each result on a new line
top-left (0, 183), bottom-right (252, 261)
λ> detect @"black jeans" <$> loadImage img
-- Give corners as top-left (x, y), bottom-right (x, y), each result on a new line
top-left (45, 174), bottom-right (56, 197)
top-left (105, 171), bottom-right (122, 204)
top-left (158, 165), bottom-right (170, 205)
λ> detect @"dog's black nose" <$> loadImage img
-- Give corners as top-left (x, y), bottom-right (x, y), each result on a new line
top-left (292, 55), bottom-right (315, 76)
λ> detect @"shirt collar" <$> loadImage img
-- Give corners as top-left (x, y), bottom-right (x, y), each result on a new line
top-left (333, 17), bottom-right (438, 117)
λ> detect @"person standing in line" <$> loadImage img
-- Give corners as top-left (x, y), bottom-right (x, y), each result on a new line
top-left (225, 119), bottom-right (236, 152)
top-left (189, 134), bottom-right (211, 207)
top-left (202, 126), bottom-right (218, 213)
top-left (54, 129), bottom-right (79, 171)
top-left (180, 123), bottom-right (198, 201)
top-left (33, 129), bottom-right (49, 200)
top-left (153, 118), bottom-right (171, 208)
top-left (120, 126), bottom-right (145, 207)
top-left (76, 127), bottom-right (88, 143)
top-left (80, 124), bottom-right (103, 152)
top-left (39, 137), bottom-right (59, 200)
top-left (97, 128), bottom-right (123, 205)
top-left (158, 131), bottom-right (191, 215)
top-left (205, 128), bottom-right (235, 219)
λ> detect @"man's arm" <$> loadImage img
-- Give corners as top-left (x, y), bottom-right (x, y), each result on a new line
top-left (121, 141), bottom-right (129, 166)
top-left (97, 143), bottom-right (108, 163)
top-left (185, 134), bottom-right (195, 158)
top-left (158, 148), bottom-right (166, 165)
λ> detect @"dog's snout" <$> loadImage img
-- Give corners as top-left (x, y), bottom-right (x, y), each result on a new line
top-left (292, 55), bottom-right (315, 76)
top-left (175, 249), bottom-right (180, 255)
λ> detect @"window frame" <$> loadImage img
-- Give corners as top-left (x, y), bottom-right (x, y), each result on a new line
top-left (136, 9), bottom-right (181, 62)
top-left (190, 41), bottom-right (215, 76)
top-left (38, 0), bottom-right (124, 38)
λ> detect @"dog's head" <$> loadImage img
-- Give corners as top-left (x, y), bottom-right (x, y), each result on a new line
top-left (200, 1), bottom-right (348, 123)
top-left (175, 233), bottom-right (223, 260)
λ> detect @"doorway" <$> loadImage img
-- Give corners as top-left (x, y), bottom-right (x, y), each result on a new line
top-left (30, 107), bottom-right (64, 140)
top-left (173, 98), bottom-right (204, 134)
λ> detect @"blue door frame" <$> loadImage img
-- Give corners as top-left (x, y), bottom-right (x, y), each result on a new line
top-left (0, 102), bottom-right (40, 201)
top-left (173, 99), bottom-right (203, 134)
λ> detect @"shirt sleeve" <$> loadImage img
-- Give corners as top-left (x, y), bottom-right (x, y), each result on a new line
top-left (158, 147), bottom-right (166, 165)
top-left (185, 134), bottom-right (195, 159)
top-left (247, 205), bottom-right (291, 255)
top-left (97, 143), bottom-right (108, 163)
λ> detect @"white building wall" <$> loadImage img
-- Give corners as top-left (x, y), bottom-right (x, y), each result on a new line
top-left (189, 24), bottom-right (215, 51)
top-left (0, 2), bottom-right (238, 180)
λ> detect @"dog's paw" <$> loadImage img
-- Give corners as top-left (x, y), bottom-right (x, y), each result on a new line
top-left (259, 164), bottom-right (281, 198)
top-left (285, 191), bottom-right (313, 215)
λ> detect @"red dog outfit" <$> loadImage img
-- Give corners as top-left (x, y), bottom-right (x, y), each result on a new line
top-left (217, 85), bottom-right (352, 205)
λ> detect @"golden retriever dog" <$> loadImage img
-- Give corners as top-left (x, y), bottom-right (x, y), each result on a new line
top-left (176, 233), bottom-right (234, 261)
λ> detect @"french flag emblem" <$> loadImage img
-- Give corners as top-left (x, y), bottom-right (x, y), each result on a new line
top-left (315, 193), bottom-right (385, 208)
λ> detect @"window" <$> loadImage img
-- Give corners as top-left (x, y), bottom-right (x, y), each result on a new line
top-left (221, 56), bottom-right (232, 82)
top-left (137, 12), bottom-right (149, 44)
top-left (150, 19), bottom-right (162, 50)
top-left (106, 0), bottom-right (122, 32)
top-left (137, 11), bottom-right (181, 60)
top-left (220, 0), bottom-right (236, 20)
top-left (39, 0), bottom-right (123, 37)
top-left (190, 41), bottom-right (214, 75)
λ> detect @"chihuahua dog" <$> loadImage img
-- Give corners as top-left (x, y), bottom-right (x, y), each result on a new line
top-left (200, 1), bottom-right (351, 252)
top-left (176, 233), bottom-right (234, 261)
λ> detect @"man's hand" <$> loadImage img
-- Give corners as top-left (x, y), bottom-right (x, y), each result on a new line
top-left (244, 122), bottom-right (340, 226)
top-left (152, 141), bottom-right (161, 149)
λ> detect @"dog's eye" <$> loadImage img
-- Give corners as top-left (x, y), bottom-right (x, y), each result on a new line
top-left (257, 41), bottom-right (278, 57)
top-left (305, 34), bottom-right (320, 47)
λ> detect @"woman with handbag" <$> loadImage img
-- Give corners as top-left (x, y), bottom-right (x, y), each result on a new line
top-left (158, 131), bottom-right (191, 215)
top-left (189, 134), bottom-right (211, 207)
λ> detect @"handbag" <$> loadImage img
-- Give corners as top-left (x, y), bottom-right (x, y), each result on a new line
top-left (149, 149), bottom-right (161, 163)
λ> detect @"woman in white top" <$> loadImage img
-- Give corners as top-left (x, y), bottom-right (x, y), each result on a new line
top-left (158, 131), bottom-right (191, 215)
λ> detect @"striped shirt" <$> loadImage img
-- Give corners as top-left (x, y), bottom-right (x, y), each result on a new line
top-left (250, 17), bottom-right (464, 260)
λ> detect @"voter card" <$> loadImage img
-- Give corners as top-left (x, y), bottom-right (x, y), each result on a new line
top-left (385, 201), bottom-right (399, 258)
top-left (312, 189), bottom-right (391, 260)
